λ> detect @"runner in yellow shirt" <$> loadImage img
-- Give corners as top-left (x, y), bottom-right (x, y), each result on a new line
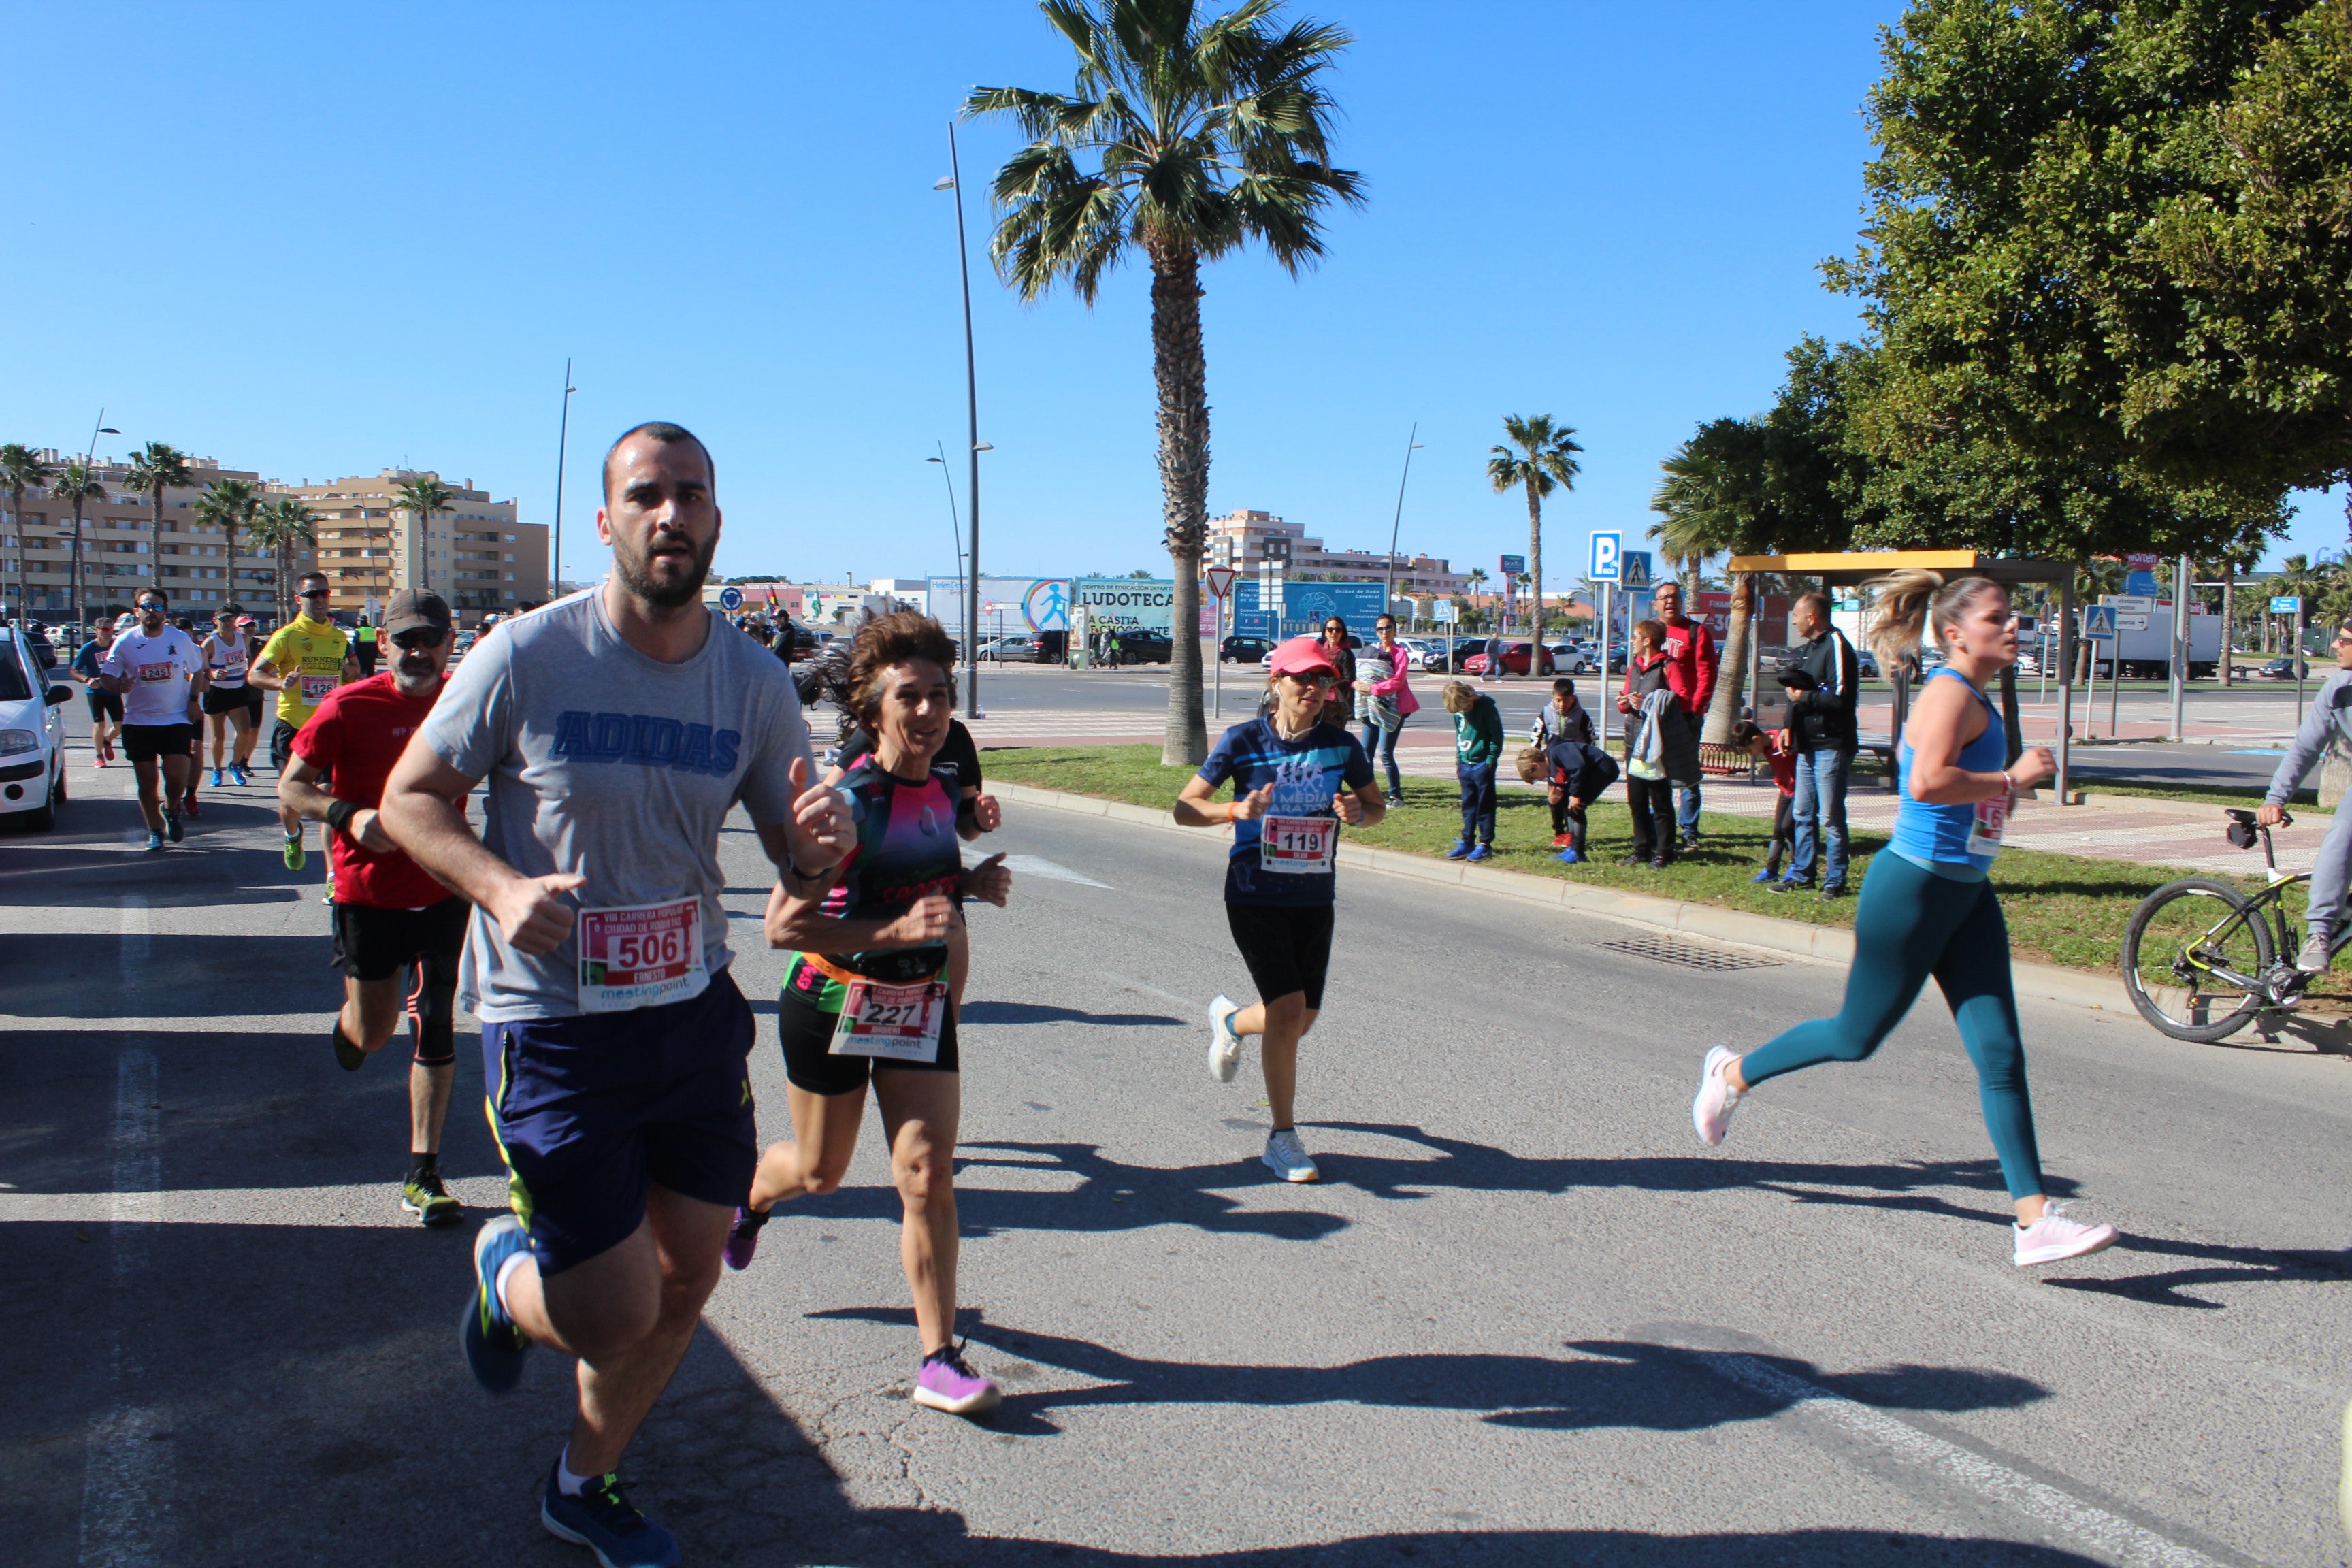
top-left (251, 571), bottom-right (359, 869)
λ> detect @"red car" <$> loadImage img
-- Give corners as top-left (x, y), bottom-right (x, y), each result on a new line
top-left (1463, 640), bottom-right (1555, 676)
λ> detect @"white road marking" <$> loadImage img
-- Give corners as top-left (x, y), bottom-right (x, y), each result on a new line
top-left (81, 894), bottom-right (174, 1568)
top-left (1700, 1352), bottom-right (2223, 1568)
top-left (965, 848), bottom-right (1112, 889)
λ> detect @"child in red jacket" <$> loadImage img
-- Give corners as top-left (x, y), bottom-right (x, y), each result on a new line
top-left (1736, 719), bottom-right (1798, 883)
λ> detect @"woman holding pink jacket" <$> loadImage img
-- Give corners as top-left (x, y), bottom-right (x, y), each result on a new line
top-left (1353, 612), bottom-right (1419, 802)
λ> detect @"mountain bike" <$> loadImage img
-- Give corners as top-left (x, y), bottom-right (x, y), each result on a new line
top-left (2119, 808), bottom-right (2346, 1042)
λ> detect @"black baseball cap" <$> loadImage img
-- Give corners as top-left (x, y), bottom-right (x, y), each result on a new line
top-left (385, 589), bottom-right (452, 639)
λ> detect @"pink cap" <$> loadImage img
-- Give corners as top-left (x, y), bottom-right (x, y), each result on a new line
top-left (1267, 636), bottom-right (1339, 680)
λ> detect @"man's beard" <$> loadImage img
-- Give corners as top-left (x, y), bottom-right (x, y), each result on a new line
top-left (617, 530), bottom-right (716, 609)
top-left (395, 652), bottom-right (439, 685)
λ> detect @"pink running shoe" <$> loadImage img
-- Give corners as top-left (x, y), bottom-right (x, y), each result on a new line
top-left (722, 1206), bottom-right (769, 1272)
top-left (912, 1345), bottom-right (1001, 1416)
top-left (1691, 1045), bottom-right (1745, 1147)
top-left (2013, 1207), bottom-right (2120, 1267)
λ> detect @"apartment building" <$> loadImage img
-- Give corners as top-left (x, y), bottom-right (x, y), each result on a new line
top-left (0, 453), bottom-right (312, 624)
top-left (286, 471), bottom-right (548, 620)
top-left (1205, 509), bottom-right (1467, 598)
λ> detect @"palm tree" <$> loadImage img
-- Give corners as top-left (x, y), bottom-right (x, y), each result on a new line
top-left (1486, 415), bottom-right (1582, 677)
top-left (120, 442), bottom-right (193, 598)
top-left (248, 497), bottom-right (321, 621)
top-left (391, 476), bottom-right (455, 611)
top-left (0, 444), bottom-right (57, 615)
top-left (1650, 419), bottom-right (1769, 742)
top-left (50, 463), bottom-right (106, 630)
top-left (966, 0), bottom-right (1365, 766)
top-left (196, 478), bottom-right (260, 615)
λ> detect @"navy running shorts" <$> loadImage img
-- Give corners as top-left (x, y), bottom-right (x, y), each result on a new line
top-left (482, 969), bottom-right (758, 1276)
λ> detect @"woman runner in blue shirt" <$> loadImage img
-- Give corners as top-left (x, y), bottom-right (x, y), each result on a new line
top-left (1689, 570), bottom-right (2121, 1269)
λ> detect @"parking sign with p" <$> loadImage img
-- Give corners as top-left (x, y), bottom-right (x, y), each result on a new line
top-left (1590, 532), bottom-right (1622, 583)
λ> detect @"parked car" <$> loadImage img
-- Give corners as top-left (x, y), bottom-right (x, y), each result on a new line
top-left (1855, 648), bottom-right (1880, 679)
top-left (1220, 635), bottom-right (1273, 664)
top-left (1111, 630), bottom-right (1174, 665)
top-left (976, 634), bottom-right (1042, 662)
top-left (1545, 640), bottom-right (1595, 674)
top-left (2258, 657), bottom-right (2307, 680)
top-left (1466, 640), bottom-right (1556, 677)
top-left (0, 621), bottom-right (72, 832)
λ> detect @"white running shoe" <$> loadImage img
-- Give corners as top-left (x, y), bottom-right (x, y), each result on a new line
top-left (1207, 994), bottom-right (1243, 1083)
top-left (1691, 1045), bottom-right (1745, 1147)
top-left (2013, 1205), bottom-right (2120, 1267)
top-left (1262, 1128), bottom-right (1320, 1183)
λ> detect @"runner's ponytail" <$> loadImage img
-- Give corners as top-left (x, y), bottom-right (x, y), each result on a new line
top-left (1862, 570), bottom-right (2003, 668)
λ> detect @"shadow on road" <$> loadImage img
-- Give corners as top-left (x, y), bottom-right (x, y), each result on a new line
top-left (960, 1000), bottom-right (1186, 1028)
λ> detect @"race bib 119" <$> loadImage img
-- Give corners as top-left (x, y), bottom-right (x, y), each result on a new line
top-left (1260, 813), bottom-right (1337, 874)
top-left (576, 897), bottom-right (708, 1014)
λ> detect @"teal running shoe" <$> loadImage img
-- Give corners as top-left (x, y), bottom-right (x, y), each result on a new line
top-left (541, 1461), bottom-right (680, 1568)
top-left (459, 1215), bottom-right (532, 1394)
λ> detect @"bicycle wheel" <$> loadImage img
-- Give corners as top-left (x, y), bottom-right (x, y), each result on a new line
top-left (2121, 877), bottom-right (2276, 1043)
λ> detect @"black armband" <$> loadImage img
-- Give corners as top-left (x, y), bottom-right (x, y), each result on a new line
top-left (324, 798), bottom-right (360, 838)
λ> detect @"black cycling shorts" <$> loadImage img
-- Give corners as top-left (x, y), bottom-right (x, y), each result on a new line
top-left (270, 719), bottom-right (299, 773)
top-left (201, 686), bottom-right (253, 717)
top-left (331, 896), bottom-right (469, 983)
top-left (120, 723), bottom-right (195, 764)
top-left (777, 969), bottom-right (959, 1096)
top-left (1225, 901), bottom-right (1335, 1011)
top-left (86, 690), bottom-right (123, 723)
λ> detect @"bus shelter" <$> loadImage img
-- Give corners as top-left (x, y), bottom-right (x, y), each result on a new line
top-left (1723, 551), bottom-right (2079, 802)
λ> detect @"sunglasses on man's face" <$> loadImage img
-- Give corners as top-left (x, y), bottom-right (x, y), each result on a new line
top-left (137, 604), bottom-right (165, 615)
top-left (299, 587), bottom-right (331, 599)
top-left (393, 629), bottom-right (448, 651)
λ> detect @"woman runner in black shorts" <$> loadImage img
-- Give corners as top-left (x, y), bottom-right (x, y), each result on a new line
top-left (1175, 636), bottom-right (1384, 1183)
top-left (723, 611), bottom-right (1014, 1416)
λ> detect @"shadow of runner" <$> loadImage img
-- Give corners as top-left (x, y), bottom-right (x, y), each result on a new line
top-left (802, 1311), bottom-right (2046, 1437)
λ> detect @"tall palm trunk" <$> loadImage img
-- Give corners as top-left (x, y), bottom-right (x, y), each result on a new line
top-left (1151, 239), bottom-right (1210, 766)
top-left (150, 487), bottom-right (166, 595)
top-left (1703, 572), bottom-right (1754, 745)
top-left (9, 485), bottom-right (24, 615)
top-left (1523, 478), bottom-right (1542, 678)
top-left (223, 517), bottom-right (242, 612)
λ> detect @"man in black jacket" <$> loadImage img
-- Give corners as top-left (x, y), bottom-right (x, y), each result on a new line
top-left (1774, 592), bottom-right (1859, 899)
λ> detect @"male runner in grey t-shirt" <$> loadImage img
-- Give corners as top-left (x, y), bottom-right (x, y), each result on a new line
top-left (382, 421), bottom-right (851, 1567)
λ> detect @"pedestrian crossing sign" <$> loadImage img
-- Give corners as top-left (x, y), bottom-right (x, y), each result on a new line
top-left (2082, 605), bottom-right (2117, 639)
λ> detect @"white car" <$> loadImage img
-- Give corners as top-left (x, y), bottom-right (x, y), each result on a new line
top-left (0, 623), bottom-right (73, 831)
top-left (1399, 638), bottom-right (1439, 671)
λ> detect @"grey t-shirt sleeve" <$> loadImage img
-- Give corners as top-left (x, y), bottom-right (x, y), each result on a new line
top-left (419, 632), bottom-right (517, 779)
top-left (736, 672), bottom-right (816, 825)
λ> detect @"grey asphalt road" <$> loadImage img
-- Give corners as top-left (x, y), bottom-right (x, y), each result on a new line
top-left (5, 731), bottom-right (2351, 1567)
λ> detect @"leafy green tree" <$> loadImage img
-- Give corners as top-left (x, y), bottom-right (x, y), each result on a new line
top-left (0, 444), bottom-right (57, 614)
top-left (49, 463), bottom-right (106, 629)
top-left (120, 443), bottom-right (192, 596)
top-left (1486, 415), bottom-right (1582, 672)
top-left (1827, 0), bottom-right (2336, 557)
top-left (966, 0), bottom-right (1365, 764)
top-left (393, 476), bottom-right (455, 610)
top-left (195, 478), bottom-right (260, 613)
top-left (249, 497), bottom-right (319, 621)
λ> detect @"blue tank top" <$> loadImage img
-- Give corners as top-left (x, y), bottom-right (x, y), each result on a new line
top-left (1890, 668), bottom-right (2008, 873)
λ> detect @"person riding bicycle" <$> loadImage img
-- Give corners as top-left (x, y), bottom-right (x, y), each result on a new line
top-left (2257, 614), bottom-right (2352, 973)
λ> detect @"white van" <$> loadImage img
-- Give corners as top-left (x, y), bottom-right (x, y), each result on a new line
top-left (0, 623), bottom-right (72, 830)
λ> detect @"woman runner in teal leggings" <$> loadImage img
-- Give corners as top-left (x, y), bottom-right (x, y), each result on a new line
top-left (1690, 570), bottom-right (2121, 1269)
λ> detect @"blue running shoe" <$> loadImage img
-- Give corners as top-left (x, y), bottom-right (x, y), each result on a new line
top-left (1554, 848), bottom-right (1581, 864)
top-left (1443, 839), bottom-right (1471, 861)
top-left (459, 1214), bottom-right (532, 1394)
top-left (1466, 844), bottom-right (1493, 863)
top-left (210, 767), bottom-right (223, 789)
top-left (144, 831), bottom-right (165, 853)
top-left (542, 1461), bottom-right (681, 1568)
top-left (1750, 866), bottom-right (1778, 883)
top-left (230, 762), bottom-right (251, 786)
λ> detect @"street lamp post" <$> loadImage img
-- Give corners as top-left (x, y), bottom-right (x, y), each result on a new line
top-left (926, 445), bottom-right (967, 627)
top-left (938, 127), bottom-right (985, 719)
top-left (1382, 424), bottom-right (1424, 612)
top-left (75, 410), bottom-right (118, 629)
top-left (552, 359), bottom-right (576, 601)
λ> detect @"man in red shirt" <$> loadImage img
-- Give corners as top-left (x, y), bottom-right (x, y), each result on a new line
top-left (1617, 580), bottom-right (1719, 849)
top-left (278, 589), bottom-right (469, 1226)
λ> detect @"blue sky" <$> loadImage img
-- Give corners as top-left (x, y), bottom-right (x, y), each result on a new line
top-left (5, 1), bottom-right (2334, 587)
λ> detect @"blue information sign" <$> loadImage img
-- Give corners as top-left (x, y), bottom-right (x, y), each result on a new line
top-left (1230, 579), bottom-right (1386, 640)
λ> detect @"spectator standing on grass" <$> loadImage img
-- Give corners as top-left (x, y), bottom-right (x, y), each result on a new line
top-left (1442, 679), bottom-right (1503, 863)
top-left (1353, 612), bottom-right (1417, 804)
top-left (1620, 582), bottom-right (1716, 851)
top-left (1735, 719), bottom-right (1799, 883)
top-left (1516, 733), bottom-right (1618, 864)
top-left (1318, 617), bottom-right (1358, 730)
top-left (1620, 619), bottom-right (1699, 868)
top-left (1775, 591), bottom-right (1861, 900)
top-left (1529, 676), bottom-right (1595, 748)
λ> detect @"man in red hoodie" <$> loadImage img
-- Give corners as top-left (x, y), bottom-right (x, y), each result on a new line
top-left (1616, 581), bottom-right (1718, 849)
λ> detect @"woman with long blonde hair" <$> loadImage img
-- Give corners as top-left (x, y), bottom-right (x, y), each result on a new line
top-left (1689, 571), bottom-right (2119, 1268)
